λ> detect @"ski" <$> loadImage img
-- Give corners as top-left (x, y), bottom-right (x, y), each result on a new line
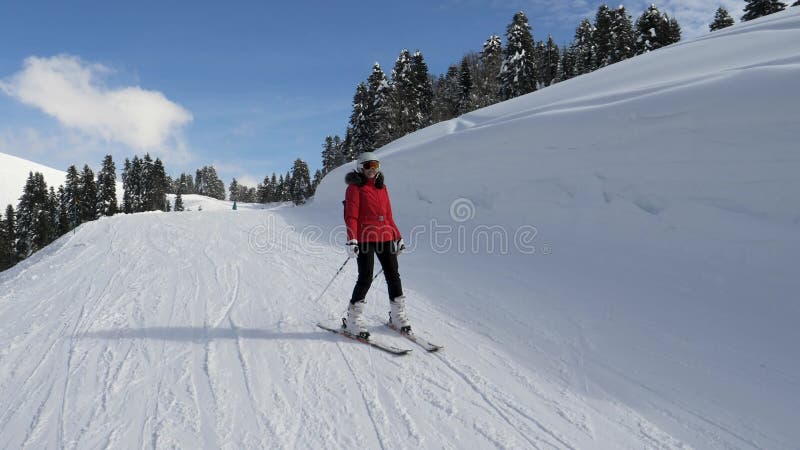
top-left (386, 323), bottom-right (443, 352)
top-left (317, 323), bottom-right (412, 356)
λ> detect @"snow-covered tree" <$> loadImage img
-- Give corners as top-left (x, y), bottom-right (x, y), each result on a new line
top-left (311, 169), bottom-right (323, 196)
top-left (388, 49), bottom-right (418, 139)
top-left (558, 46), bottom-right (575, 82)
top-left (150, 158), bottom-right (169, 211)
top-left (367, 63), bottom-right (393, 150)
top-left (498, 11), bottom-right (537, 100)
top-left (710, 7), bottom-right (735, 31)
top-left (593, 4), bottom-right (615, 67)
top-left (229, 178), bottom-right (240, 202)
top-left (0, 205), bottom-right (16, 270)
top-left (121, 159), bottom-right (134, 214)
top-left (15, 172), bottom-right (52, 258)
top-left (742, 0), bottom-right (786, 21)
top-left (537, 35), bottom-right (560, 86)
top-left (96, 154), bottom-right (117, 217)
top-left (572, 18), bottom-right (596, 75)
top-left (457, 57), bottom-right (473, 114)
top-left (635, 4), bottom-right (680, 54)
top-left (478, 35), bottom-right (503, 106)
top-left (174, 190), bottom-right (184, 212)
top-left (78, 165), bottom-right (97, 223)
top-left (411, 51), bottom-right (434, 130)
top-left (347, 82), bottom-right (372, 155)
top-left (289, 159), bottom-right (311, 205)
top-left (195, 166), bottom-right (225, 200)
top-left (608, 6), bottom-right (636, 64)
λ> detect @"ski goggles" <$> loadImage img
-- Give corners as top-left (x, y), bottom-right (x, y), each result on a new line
top-left (361, 160), bottom-right (380, 170)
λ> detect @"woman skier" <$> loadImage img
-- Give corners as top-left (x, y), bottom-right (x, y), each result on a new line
top-left (342, 152), bottom-right (408, 339)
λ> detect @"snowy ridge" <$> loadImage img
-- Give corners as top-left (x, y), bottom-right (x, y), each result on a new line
top-left (0, 152), bottom-right (67, 209)
top-left (2, 8), bottom-right (800, 449)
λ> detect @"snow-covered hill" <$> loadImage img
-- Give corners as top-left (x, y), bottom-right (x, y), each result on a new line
top-left (2, 9), bottom-right (799, 449)
top-left (0, 152), bottom-right (67, 209)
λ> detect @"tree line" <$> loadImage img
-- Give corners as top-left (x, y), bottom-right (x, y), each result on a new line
top-left (0, 154), bottom-right (318, 271)
top-left (1, 155), bottom-right (120, 271)
top-left (317, 1), bottom-right (795, 175)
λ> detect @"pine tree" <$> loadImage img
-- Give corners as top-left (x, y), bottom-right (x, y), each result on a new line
top-left (593, 4), bottom-right (615, 67)
top-left (78, 164), bottom-right (97, 222)
top-left (666, 16), bottom-right (682, 45)
top-left (441, 65), bottom-right (461, 119)
top-left (121, 158), bottom-right (133, 214)
top-left (195, 166), bottom-right (226, 200)
top-left (275, 174), bottom-right (284, 202)
top-left (367, 63), bottom-right (392, 150)
top-left (710, 7), bottom-right (736, 31)
top-left (57, 185), bottom-right (70, 235)
top-left (289, 159), bottom-right (311, 205)
top-left (311, 169), bottom-right (323, 196)
top-left (151, 158), bottom-right (169, 211)
top-left (47, 187), bottom-right (58, 244)
top-left (479, 35), bottom-right (503, 107)
top-left (174, 190), bottom-right (184, 212)
top-left (97, 154), bottom-right (117, 216)
top-left (539, 35), bottom-right (560, 86)
top-left (141, 154), bottom-right (154, 211)
top-left (284, 171), bottom-right (292, 202)
top-left (608, 6), bottom-right (635, 64)
top-left (321, 135), bottom-right (337, 174)
top-left (457, 57), bottom-right (473, 114)
top-left (498, 11), bottom-right (537, 100)
top-left (270, 173), bottom-right (278, 202)
top-left (348, 82), bottom-right (372, 155)
top-left (15, 172), bottom-right (51, 258)
top-left (558, 46), bottom-right (576, 82)
top-left (572, 18), bottom-right (596, 75)
top-left (257, 175), bottom-right (270, 203)
top-left (129, 156), bottom-right (143, 212)
top-left (0, 206), bottom-right (14, 270)
top-left (635, 4), bottom-right (671, 54)
top-left (742, 0), bottom-right (787, 21)
top-left (63, 165), bottom-right (80, 227)
top-left (388, 49), bottom-right (417, 139)
top-left (172, 173), bottom-right (195, 194)
top-left (411, 51), bottom-right (434, 130)
top-left (229, 178), bottom-right (240, 201)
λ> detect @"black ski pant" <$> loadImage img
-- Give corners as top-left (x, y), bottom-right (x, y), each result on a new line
top-left (351, 241), bottom-right (403, 303)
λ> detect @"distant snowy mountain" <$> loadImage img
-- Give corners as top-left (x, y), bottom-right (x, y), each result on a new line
top-left (1, 9), bottom-right (799, 449)
top-left (0, 152), bottom-right (67, 209)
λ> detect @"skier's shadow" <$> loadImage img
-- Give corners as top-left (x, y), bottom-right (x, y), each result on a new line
top-left (79, 326), bottom-right (330, 343)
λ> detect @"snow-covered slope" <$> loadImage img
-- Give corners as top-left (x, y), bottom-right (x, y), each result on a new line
top-left (0, 152), bottom-right (67, 209)
top-left (165, 193), bottom-right (275, 212)
top-left (2, 9), bottom-right (799, 449)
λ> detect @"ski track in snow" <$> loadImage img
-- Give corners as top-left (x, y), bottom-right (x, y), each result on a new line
top-left (0, 209), bottom-right (692, 449)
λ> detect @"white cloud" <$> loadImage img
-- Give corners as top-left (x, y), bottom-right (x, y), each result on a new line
top-left (0, 55), bottom-right (193, 155)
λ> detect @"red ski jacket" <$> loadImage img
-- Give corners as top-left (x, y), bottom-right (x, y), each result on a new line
top-left (344, 172), bottom-right (401, 243)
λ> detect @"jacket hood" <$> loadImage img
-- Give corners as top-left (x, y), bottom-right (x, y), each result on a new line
top-left (345, 170), bottom-right (384, 189)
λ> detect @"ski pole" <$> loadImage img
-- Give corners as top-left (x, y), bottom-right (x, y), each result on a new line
top-left (372, 268), bottom-right (384, 282)
top-left (313, 257), bottom-right (350, 303)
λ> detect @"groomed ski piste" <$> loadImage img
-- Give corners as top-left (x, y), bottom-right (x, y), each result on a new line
top-left (2, 9), bottom-right (799, 449)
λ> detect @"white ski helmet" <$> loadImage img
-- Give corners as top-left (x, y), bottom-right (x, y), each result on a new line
top-left (357, 152), bottom-right (379, 165)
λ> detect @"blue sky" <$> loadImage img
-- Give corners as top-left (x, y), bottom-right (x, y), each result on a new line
top-left (0, 0), bottom-right (745, 188)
